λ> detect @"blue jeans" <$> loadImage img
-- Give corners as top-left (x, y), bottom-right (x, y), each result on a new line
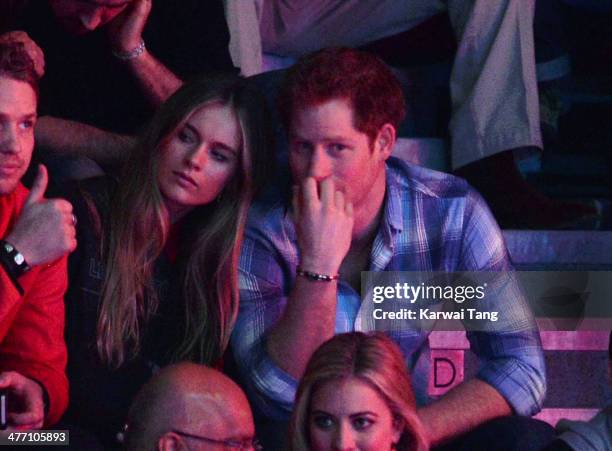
top-left (434, 416), bottom-right (555, 451)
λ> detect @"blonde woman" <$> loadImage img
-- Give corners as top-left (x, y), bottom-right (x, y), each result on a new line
top-left (61, 75), bottom-right (272, 448)
top-left (290, 332), bottom-right (429, 451)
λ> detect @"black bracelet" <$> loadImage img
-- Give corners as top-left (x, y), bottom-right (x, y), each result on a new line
top-left (296, 267), bottom-right (339, 282)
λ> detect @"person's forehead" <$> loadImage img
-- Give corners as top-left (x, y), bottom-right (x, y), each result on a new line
top-left (291, 98), bottom-right (362, 137)
top-left (185, 102), bottom-right (242, 152)
top-left (296, 97), bottom-right (354, 118)
top-left (311, 377), bottom-right (390, 414)
top-left (0, 77), bottom-right (37, 115)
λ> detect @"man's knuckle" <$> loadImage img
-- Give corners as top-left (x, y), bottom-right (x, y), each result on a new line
top-left (58, 200), bottom-right (72, 211)
top-left (1, 371), bottom-right (20, 382)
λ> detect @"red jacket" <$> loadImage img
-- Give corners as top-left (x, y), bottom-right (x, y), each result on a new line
top-left (0, 183), bottom-right (68, 427)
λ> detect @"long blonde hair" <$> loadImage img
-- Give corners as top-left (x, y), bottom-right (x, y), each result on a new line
top-left (96, 75), bottom-right (272, 368)
top-left (290, 332), bottom-right (429, 451)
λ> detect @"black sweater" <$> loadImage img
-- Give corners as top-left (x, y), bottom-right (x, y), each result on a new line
top-left (61, 177), bottom-right (185, 449)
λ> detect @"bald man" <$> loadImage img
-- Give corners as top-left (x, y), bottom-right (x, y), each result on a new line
top-left (123, 363), bottom-right (260, 451)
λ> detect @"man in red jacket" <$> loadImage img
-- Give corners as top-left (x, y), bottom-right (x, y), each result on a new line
top-left (0, 35), bottom-right (75, 428)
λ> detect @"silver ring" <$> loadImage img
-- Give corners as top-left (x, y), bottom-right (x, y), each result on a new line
top-left (71, 214), bottom-right (77, 226)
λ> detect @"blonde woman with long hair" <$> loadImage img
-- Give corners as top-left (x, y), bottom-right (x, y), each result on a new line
top-left (61, 75), bottom-right (272, 448)
top-left (290, 332), bottom-right (429, 451)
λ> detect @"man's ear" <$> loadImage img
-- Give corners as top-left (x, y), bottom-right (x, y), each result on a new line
top-left (374, 123), bottom-right (396, 161)
top-left (158, 432), bottom-right (186, 451)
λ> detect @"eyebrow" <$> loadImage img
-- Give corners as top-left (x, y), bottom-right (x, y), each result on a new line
top-left (349, 411), bottom-right (378, 418)
top-left (290, 133), bottom-right (354, 143)
top-left (310, 410), bottom-right (378, 417)
top-left (225, 435), bottom-right (255, 441)
top-left (310, 409), bottom-right (333, 417)
top-left (0, 112), bottom-right (36, 121)
top-left (75, 0), bottom-right (131, 7)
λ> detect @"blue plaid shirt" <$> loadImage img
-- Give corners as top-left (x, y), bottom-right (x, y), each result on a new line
top-left (232, 157), bottom-right (545, 419)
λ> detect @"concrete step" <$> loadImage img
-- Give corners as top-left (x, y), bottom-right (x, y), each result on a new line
top-left (504, 230), bottom-right (612, 270)
top-left (429, 331), bottom-right (611, 426)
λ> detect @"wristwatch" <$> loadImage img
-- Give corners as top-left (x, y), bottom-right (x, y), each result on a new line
top-left (0, 240), bottom-right (31, 278)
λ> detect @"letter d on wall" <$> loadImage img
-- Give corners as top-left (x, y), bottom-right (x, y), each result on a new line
top-left (434, 358), bottom-right (455, 388)
top-left (429, 350), bottom-right (464, 396)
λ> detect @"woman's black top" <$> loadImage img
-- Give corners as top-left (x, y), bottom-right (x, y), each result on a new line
top-left (61, 177), bottom-right (185, 449)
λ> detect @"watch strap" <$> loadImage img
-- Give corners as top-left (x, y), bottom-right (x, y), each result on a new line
top-left (0, 240), bottom-right (30, 293)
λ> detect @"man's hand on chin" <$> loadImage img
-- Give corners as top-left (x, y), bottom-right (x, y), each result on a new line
top-left (107, 0), bottom-right (152, 55)
top-left (292, 177), bottom-right (354, 276)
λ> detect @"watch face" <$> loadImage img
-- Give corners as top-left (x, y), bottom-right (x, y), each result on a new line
top-left (14, 253), bottom-right (24, 265)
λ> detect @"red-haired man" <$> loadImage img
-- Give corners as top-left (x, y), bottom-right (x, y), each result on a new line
top-left (233, 48), bottom-right (553, 450)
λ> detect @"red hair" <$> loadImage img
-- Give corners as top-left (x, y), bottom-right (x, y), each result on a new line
top-left (278, 47), bottom-right (405, 143)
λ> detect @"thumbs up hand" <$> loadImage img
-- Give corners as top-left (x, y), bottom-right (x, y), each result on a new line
top-left (5, 165), bottom-right (77, 267)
